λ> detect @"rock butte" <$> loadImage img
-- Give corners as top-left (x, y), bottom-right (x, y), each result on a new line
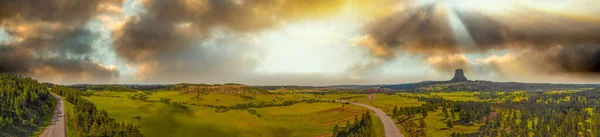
top-left (450, 69), bottom-right (468, 82)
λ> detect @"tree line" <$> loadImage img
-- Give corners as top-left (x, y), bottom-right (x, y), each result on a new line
top-left (331, 111), bottom-right (376, 137)
top-left (51, 86), bottom-right (143, 136)
top-left (0, 74), bottom-right (55, 136)
top-left (176, 99), bottom-right (336, 113)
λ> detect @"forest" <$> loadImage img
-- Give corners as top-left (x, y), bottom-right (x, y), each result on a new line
top-left (0, 74), bottom-right (55, 136)
top-left (51, 86), bottom-right (143, 136)
top-left (385, 88), bottom-right (600, 137)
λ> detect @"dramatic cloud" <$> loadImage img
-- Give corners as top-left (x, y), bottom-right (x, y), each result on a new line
top-left (361, 1), bottom-right (600, 55)
top-left (2, 0), bottom-right (599, 84)
top-left (0, 0), bottom-right (123, 83)
top-left (112, 0), bottom-right (360, 82)
top-left (357, 0), bottom-right (600, 80)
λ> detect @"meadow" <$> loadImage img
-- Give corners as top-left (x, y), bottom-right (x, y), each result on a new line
top-left (368, 94), bottom-right (424, 114)
top-left (419, 110), bottom-right (481, 137)
top-left (83, 91), bottom-right (382, 137)
top-left (81, 89), bottom-right (491, 137)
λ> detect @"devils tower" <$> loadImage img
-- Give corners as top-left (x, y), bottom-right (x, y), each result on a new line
top-left (450, 69), bottom-right (468, 82)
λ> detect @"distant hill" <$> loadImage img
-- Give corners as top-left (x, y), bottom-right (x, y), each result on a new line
top-left (172, 83), bottom-right (271, 95)
top-left (357, 81), bottom-right (600, 92)
top-left (257, 80), bottom-right (600, 93)
top-left (68, 84), bottom-right (170, 91)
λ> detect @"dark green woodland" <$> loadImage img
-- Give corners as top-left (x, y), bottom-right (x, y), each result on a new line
top-left (0, 74), bottom-right (55, 137)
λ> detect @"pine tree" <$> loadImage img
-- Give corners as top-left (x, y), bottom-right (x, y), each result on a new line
top-left (443, 107), bottom-right (449, 119)
top-left (332, 125), bottom-right (339, 137)
top-left (420, 118), bottom-right (427, 129)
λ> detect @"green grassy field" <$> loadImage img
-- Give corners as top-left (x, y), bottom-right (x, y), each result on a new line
top-left (84, 92), bottom-right (376, 137)
top-left (419, 110), bottom-right (481, 137)
top-left (81, 90), bottom-right (502, 137)
top-left (368, 94), bottom-right (424, 115)
top-left (148, 91), bottom-right (315, 106)
top-left (317, 93), bottom-right (369, 102)
top-left (430, 92), bottom-right (479, 101)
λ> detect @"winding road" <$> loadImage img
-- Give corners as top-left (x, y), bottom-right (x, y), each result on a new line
top-left (39, 93), bottom-right (66, 137)
top-left (350, 95), bottom-right (404, 137)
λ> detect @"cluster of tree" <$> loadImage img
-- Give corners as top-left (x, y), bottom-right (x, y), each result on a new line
top-left (128, 93), bottom-right (149, 101)
top-left (51, 86), bottom-right (143, 136)
top-left (68, 84), bottom-right (138, 92)
top-left (246, 109), bottom-right (261, 117)
top-left (0, 74), bottom-right (55, 136)
top-left (453, 101), bottom-right (491, 124)
top-left (331, 111), bottom-right (376, 137)
top-left (396, 116), bottom-right (426, 137)
top-left (390, 95), bottom-right (492, 136)
top-left (178, 99), bottom-right (335, 113)
top-left (159, 97), bottom-right (171, 103)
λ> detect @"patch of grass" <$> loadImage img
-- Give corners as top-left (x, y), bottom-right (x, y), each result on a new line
top-left (62, 98), bottom-right (77, 137)
top-left (90, 91), bottom-right (139, 98)
top-left (148, 91), bottom-right (315, 106)
top-left (368, 94), bottom-right (424, 115)
top-left (256, 103), bottom-right (368, 137)
top-left (372, 114), bottom-right (385, 137)
top-left (415, 110), bottom-right (481, 137)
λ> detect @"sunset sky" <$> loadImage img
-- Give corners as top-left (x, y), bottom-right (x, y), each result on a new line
top-left (1, 0), bottom-right (599, 85)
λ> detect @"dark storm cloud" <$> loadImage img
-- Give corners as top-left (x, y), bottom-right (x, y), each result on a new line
top-left (361, 4), bottom-right (457, 57)
top-left (0, 46), bottom-right (31, 73)
top-left (551, 45), bottom-right (600, 73)
top-left (0, 0), bottom-right (124, 83)
top-left (473, 45), bottom-right (600, 83)
top-left (359, 1), bottom-right (600, 76)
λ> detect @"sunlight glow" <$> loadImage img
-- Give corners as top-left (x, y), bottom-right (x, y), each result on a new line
top-left (415, 0), bottom-right (514, 12)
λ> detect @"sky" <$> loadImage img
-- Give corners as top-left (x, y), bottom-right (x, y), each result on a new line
top-left (0, 0), bottom-right (599, 85)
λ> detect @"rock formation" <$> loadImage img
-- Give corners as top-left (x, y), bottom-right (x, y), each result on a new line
top-left (450, 69), bottom-right (468, 82)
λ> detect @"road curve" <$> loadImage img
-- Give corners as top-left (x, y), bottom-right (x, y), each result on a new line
top-left (39, 93), bottom-right (66, 137)
top-left (351, 103), bottom-right (403, 137)
top-left (349, 95), bottom-right (404, 137)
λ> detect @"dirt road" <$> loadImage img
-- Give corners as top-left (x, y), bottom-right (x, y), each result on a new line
top-left (39, 94), bottom-right (66, 137)
top-left (350, 95), bottom-right (404, 137)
